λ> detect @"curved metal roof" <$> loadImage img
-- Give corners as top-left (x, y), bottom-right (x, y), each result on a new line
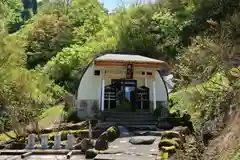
top-left (95, 54), bottom-right (166, 64)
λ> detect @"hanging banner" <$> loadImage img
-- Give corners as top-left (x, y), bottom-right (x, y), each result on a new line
top-left (126, 63), bottom-right (134, 79)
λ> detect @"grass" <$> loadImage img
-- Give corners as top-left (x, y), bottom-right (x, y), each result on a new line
top-left (0, 131), bottom-right (15, 142)
top-left (38, 105), bottom-right (65, 129)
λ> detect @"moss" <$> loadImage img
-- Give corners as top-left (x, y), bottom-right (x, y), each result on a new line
top-left (161, 145), bottom-right (176, 151)
top-left (106, 126), bottom-right (119, 142)
top-left (160, 152), bottom-right (169, 159)
top-left (159, 139), bottom-right (180, 149)
top-left (107, 127), bottom-right (117, 136)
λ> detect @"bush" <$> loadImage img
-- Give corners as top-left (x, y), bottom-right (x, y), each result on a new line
top-left (65, 109), bottom-right (81, 123)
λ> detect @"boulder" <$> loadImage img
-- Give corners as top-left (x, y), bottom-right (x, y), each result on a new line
top-left (85, 149), bottom-right (98, 159)
top-left (0, 143), bottom-right (5, 149)
top-left (75, 138), bottom-right (93, 152)
top-left (106, 126), bottom-right (120, 142)
top-left (129, 136), bottom-right (155, 145)
top-left (161, 131), bottom-right (184, 142)
top-left (6, 142), bottom-right (26, 149)
top-left (41, 128), bottom-right (54, 134)
top-left (158, 139), bottom-right (179, 149)
top-left (58, 121), bottom-right (87, 131)
top-left (95, 132), bottom-right (109, 150)
top-left (172, 126), bottom-right (189, 135)
top-left (94, 122), bottom-right (117, 130)
top-left (156, 121), bottom-right (173, 130)
top-left (133, 131), bottom-right (149, 136)
top-left (161, 145), bottom-right (176, 154)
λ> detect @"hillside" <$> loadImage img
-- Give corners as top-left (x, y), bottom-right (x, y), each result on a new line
top-left (0, 0), bottom-right (239, 159)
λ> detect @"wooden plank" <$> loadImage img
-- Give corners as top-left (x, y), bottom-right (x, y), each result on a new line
top-left (66, 151), bottom-right (73, 159)
top-left (0, 149), bottom-right (83, 155)
top-left (21, 151), bottom-right (33, 159)
top-left (95, 60), bottom-right (165, 69)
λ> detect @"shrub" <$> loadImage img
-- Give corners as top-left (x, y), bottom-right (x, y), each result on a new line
top-left (65, 109), bottom-right (81, 123)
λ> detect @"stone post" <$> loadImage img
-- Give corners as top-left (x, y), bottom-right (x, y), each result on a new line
top-left (26, 134), bottom-right (35, 149)
top-left (53, 134), bottom-right (61, 149)
top-left (89, 120), bottom-right (92, 140)
top-left (40, 135), bottom-right (48, 149)
top-left (66, 134), bottom-right (74, 150)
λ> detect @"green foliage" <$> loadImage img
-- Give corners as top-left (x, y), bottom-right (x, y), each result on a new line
top-left (25, 14), bottom-right (73, 68)
top-left (0, 25), bottom-right (66, 136)
top-left (64, 109), bottom-right (81, 123)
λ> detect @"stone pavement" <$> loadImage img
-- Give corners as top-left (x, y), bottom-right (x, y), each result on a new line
top-left (95, 136), bottom-right (160, 160)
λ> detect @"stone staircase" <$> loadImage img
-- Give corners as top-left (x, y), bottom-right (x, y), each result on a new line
top-left (99, 110), bottom-right (158, 131)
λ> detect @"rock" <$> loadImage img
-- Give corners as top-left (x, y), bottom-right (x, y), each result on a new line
top-left (133, 131), bottom-right (149, 136)
top-left (129, 136), bottom-right (155, 145)
top-left (118, 126), bottom-right (132, 137)
top-left (6, 142), bottom-right (26, 149)
top-left (159, 139), bottom-right (179, 148)
top-left (161, 131), bottom-right (184, 141)
top-left (133, 130), bottom-right (164, 136)
top-left (85, 149), bottom-right (98, 159)
top-left (41, 128), bottom-right (54, 134)
top-left (40, 122), bottom-right (87, 134)
top-left (161, 145), bottom-right (176, 154)
top-left (156, 121), bottom-right (173, 130)
top-left (58, 121), bottom-right (87, 131)
top-left (73, 143), bottom-right (81, 150)
top-left (106, 126), bottom-right (120, 142)
top-left (95, 132), bottom-right (108, 150)
top-left (172, 126), bottom-right (189, 135)
top-left (0, 143), bottom-right (5, 149)
top-left (94, 122), bottom-right (117, 130)
top-left (75, 138), bottom-right (93, 152)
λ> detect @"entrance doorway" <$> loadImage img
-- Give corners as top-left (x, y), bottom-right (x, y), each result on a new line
top-left (112, 79), bottom-right (137, 111)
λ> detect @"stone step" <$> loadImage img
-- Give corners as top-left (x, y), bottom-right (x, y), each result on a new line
top-left (104, 114), bottom-right (154, 118)
top-left (105, 116), bottom-right (156, 121)
top-left (111, 121), bottom-right (156, 126)
top-left (105, 117), bottom-right (157, 122)
top-left (103, 111), bottom-right (153, 116)
top-left (105, 119), bottom-right (156, 123)
top-left (125, 125), bottom-right (158, 131)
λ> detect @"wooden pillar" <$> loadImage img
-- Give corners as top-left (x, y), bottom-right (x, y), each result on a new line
top-left (101, 70), bottom-right (105, 111)
top-left (144, 71), bottom-right (147, 86)
top-left (153, 80), bottom-right (156, 111)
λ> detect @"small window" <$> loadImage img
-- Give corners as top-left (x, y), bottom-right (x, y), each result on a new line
top-left (147, 72), bottom-right (152, 75)
top-left (94, 70), bottom-right (100, 76)
top-left (142, 72), bottom-right (145, 75)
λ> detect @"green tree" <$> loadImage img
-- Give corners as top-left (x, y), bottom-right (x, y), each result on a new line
top-left (26, 14), bottom-right (73, 68)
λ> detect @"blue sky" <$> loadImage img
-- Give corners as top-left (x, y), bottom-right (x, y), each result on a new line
top-left (100, 0), bottom-right (138, 12)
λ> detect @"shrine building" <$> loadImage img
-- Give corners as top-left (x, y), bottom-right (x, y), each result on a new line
top-left (76, 53), bottom-right (170, 119)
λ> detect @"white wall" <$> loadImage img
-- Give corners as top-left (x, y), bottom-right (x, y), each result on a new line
top-left (77, 64), bottom-right (101, 100)
top-left (77, 65), bottom-right (167, 102)
top-left (147, 71), bottom-right (168, 102)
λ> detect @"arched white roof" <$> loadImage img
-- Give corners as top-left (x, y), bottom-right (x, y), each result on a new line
top-left (95, 54), bottom-right (166, 64)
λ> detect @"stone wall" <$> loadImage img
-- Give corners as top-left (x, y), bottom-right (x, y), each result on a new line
top-left (76, 100), bottom-right (100, 120)
top-left (150, 101), bottom-right (169, 117)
